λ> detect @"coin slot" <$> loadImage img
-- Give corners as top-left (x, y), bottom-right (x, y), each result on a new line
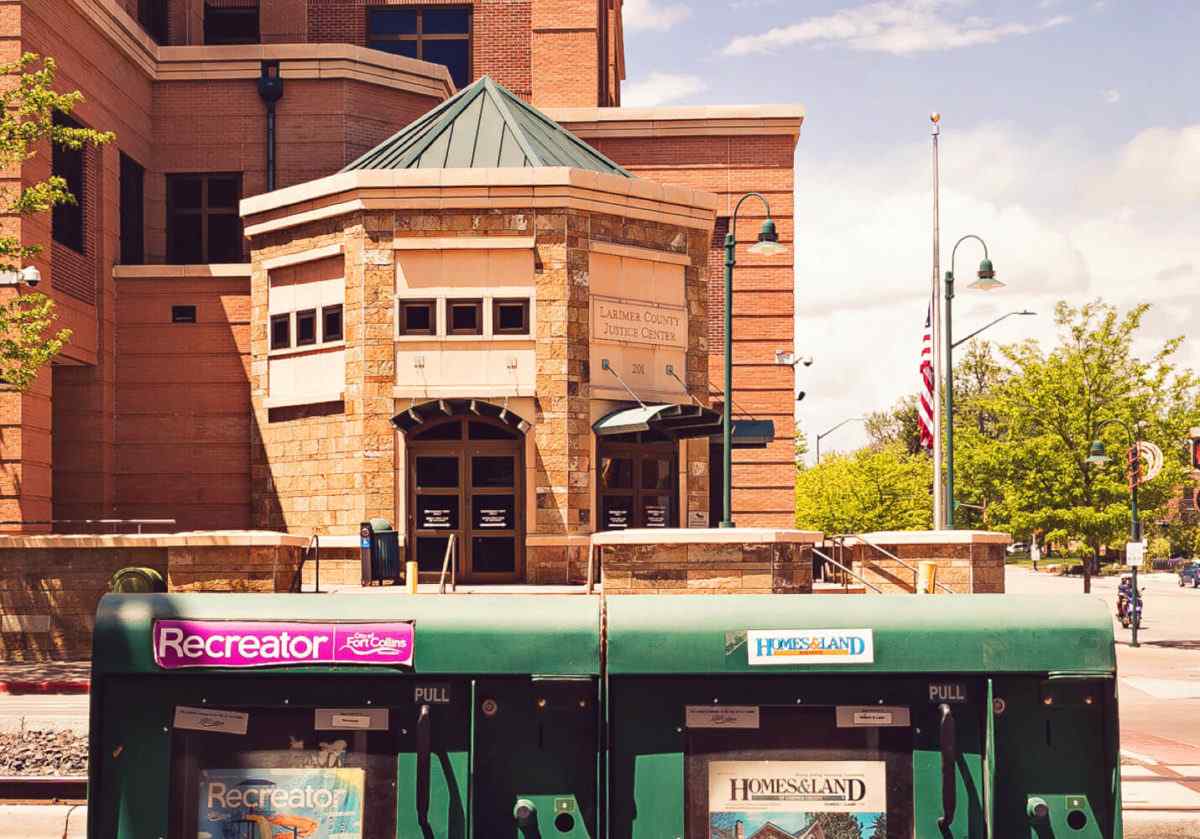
top-left (1067, 809), bottom-right (1088, 830)
top-left (555, 812), bottom-right (576, 833)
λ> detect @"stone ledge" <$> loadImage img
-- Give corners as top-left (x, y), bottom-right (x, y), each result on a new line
top-left (849, 530), bottom-right (1011, 545)
top-left (0, 531), bottom-right (311, 550)
top-left (592, 527), bottom-right (822, 546)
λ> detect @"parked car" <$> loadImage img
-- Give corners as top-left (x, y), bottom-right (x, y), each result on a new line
top-left (1007, 542), bottom-right (1030, 556)
top-left (1178, 562), bottom-right (1200, 587)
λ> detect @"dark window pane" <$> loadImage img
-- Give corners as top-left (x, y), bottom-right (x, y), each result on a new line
top-left (449, 300), bottom-right (480, 334)
top-left (323, 305), bottom-right (343, 342)
top-left (416, 495), bottom-right (458, 530)
top-left (642, 495), bottom-right (670, 528)
top-left (168, 214), bottom-right (203, 264)
top-left (422, 9), bottom-right (470, 34)
top-left (370, 39), bottom-right (418, 58)
top-left (412, 420), bottom-right (463, 441)
top-left (172, 305), bottom-right (197, 324)
top-left (169, 176), bottom-right (202, 210)
top-left (119, 153), bottom-right (145, 265)
top-left (207, 176), bottom-right (239, 208)
top-left (52, 115), bottom-right (85, 253)
top-left (415, 455), bottom-right (459, 488)
top-left (471, 455), bottom-right (515, 488)
top-left (270, 314), bottom-right (290, 350)
top-left (296, 309), bottom-right (317, 345)
top-left (368, 8), bottom-right (417, 34)
top-left (468, 420), bottom-right (518, 440)
top-left (401, 301), bottom-right (433, 334)
top-left (495, 300), bottom-right (528, 333)
top-left (139, 0), bottom-right (168, 43)
top-left (599, 457), bottom-right (633, 490)
top-left (416, 536), bottom-right (450, 572)
top-left (207, 213), bottom-right (243, 262)
top-left (473, 495), bottom-right (514, 530)
top-left (204, 4), bottom-right (259, 45)
top-left (471, 536), bottom-right (515, 573)
top-left (602, 496), bottom-right (633, 530)
top-left (422, 39), bottom-right (470, 88)
top-left (641, 458), bottom-right (673, 490)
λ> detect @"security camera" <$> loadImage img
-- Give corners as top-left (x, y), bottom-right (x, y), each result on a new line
top-left (20, 266), bottom-right (39, 288)
top-left (801, 356), bottom-right (814, 367)
top-left (796, 391), bottom-right (806, 402)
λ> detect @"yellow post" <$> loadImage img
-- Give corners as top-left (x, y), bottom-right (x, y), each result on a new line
top-left (917, 561), bottom-right (938, 594)
top-left (406, 561), bottom-right (419, 594)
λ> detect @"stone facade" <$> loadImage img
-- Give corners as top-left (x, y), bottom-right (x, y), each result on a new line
top-left (844, 532), bottom-right (1008, 594)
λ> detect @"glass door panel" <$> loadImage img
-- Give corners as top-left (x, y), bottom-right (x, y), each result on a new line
top-left (415, 456), bottom-right (459, 488)
top-left (466, 452), bottom-right (520, 581)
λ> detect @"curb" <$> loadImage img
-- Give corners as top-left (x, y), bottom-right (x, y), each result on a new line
top-left (0, 680), bottom-right (90, 695)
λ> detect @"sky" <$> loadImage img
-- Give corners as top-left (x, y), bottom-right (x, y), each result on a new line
top-left (619, 0), bottom-right (1200, 461)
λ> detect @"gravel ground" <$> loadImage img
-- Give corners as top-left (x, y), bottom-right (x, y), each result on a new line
top-left (0, 729), bottom-right (88, 776)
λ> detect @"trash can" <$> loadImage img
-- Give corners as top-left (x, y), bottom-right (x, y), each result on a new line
top-left (107, 566), bottom-right (166, 593)
top-left (87, 593), bottom-right (602, 838)
top-left (605, 594), bottom-right (1118, 839)
top-left (359, 517), bottom-right (401, 585)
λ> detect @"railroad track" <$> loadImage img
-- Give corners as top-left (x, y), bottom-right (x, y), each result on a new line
top-left (0, 775), bottom-right (86, 804)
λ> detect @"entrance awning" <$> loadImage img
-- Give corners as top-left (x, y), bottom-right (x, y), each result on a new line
top-left (593, 404), bottom-right (775, 448)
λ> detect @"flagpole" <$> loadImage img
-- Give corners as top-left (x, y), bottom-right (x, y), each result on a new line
top-left (930, 112), bottom-right (944, 530)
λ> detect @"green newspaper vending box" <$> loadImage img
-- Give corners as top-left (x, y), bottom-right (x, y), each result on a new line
top-left (604, 594), bottom-right (1118, 839)
top-left (87, 593), bottom-right (600, 838)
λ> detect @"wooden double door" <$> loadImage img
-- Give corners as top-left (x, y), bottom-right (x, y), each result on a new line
top-left (406, 416), bottom-right (524, 583)
top-left (597, 440), bottom-right (678, 531)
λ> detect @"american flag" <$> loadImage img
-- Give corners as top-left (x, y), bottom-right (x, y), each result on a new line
top-left (918, 302), bottom-right (935, 450)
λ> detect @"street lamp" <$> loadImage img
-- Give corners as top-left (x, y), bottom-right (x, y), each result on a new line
top-left (944, 235), bottom-right (1027, 527)
top-left (721, 193), bottom-right (786, 528)
top-left (816, 417), bottom-right (866, 464)
top-left (1087, 418), bottom-right (1145, 647)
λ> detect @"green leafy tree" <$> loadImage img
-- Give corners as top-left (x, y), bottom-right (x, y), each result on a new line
top-left (795, 443), bottom-right (932, 534)
top-left (795, 419), bottom-right (809, 469)
top-left (0, 53), bottom-right (113, 390)
top-left (954, 300), bottom-right (1199, 590)
top-left (865, 394), bottom-right (924, 455)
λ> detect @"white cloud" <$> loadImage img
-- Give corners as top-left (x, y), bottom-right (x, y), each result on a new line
top-left (1104, 88), bottom-right (1121, 104)
top-left (622, 72), bottom-right (706, 106)
top-left (793, 123), bottom-right (1200, 460)
top-left (623, 0), bottom-right (691, 32)
top-left (723, 0), bottom-right (1071, 56)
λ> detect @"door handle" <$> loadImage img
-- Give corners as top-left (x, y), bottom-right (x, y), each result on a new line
top-left (416, 703), bottom-right (431, 823)
top-left (937, 702), bottom-right (958, 832)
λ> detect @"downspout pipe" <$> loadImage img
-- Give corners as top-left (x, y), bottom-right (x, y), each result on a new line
top-left (257, 60), bottom-right (284, 191)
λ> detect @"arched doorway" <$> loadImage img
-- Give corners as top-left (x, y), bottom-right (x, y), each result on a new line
top-left (404, 413), bottom-right (525, 583)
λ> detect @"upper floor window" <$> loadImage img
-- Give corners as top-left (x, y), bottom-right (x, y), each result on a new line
top-left (367, 7), bottom-right (471, 89)
top-left (138, 0), bottom-right (168, 44)
top-left (166, 173), bottom-right (243, 264)
top-left (119, 153), bottom-right (145, 265)
top-left (52, 114), bottom-right (85, 254)
top-left (205, 0), bottom-right (259, 45)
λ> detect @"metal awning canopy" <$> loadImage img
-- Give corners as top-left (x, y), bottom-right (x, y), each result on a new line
top-left (593, 404), bottom-right (773, 448)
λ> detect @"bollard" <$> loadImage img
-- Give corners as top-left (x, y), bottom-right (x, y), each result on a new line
top-left (917, 560), bottom-right (938, 594)
top-left (406, 561), bottom-right (419, 594)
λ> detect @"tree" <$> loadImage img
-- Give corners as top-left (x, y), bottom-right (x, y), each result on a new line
top-left (865, 395), bottom-right (924, 455)
top-left (795, 419), bottom-right (809, 468)
top-left (955, 300), bottom-right (1199, 591)
top-left (0, 53), bottom-right (113, 390)
top-left (795, 443), bottom-right (932, 534)
top-left (809, 812), bottom-right (863, 839)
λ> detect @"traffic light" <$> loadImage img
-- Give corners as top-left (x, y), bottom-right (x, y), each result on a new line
top-left (1127, 445), bottom-right (1142, 489)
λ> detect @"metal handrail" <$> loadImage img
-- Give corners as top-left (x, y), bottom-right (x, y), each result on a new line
top-left (831, 534), bottom-right (957, 595)
top-left (438, 533), bottom-right (458, 594)
top-left (308, 533), bottom-right (320, 593)
top-left (811, 546), bottom-right (882, 593)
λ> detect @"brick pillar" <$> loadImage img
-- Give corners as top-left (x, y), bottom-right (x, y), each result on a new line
top-left (0, 368), bottom-right (53, 532)
top-left (359, 213), bottom-right (397, 526)
top-left (530, 0), bottom-right (600, 107)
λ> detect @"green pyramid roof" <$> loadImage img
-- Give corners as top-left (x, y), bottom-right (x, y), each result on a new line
top-left (341, 76), bottom-right (633, 177)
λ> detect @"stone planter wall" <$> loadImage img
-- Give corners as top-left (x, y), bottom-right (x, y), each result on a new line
top-left (845, 531), bottom-right (1008, 594)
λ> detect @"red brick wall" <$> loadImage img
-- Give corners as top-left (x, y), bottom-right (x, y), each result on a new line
top-left (584, 132), bottom-right (797, 527)
top-left (307, 0), bottom-right (535, 99)
top-left (112, 270), bottom-right (252, 530)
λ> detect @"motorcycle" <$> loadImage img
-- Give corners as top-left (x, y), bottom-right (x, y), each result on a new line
top-left (1117, 577), bottom-right (1144, 630)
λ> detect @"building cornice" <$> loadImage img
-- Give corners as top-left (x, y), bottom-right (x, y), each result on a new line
top-left (546, 104), bottom-right (804, 142)
top-left (241, 168), bottom-right (719, 236)
top-left (69, 0), bottom-right (454, 99)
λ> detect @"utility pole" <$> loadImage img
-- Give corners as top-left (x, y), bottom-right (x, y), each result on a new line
top-left (931, 112), bottom-right (944, 529)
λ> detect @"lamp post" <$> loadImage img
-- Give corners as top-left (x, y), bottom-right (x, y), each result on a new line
top-left (1086, 419), bottom-right (1144, 647)
top-left (944, 234), bottom-right (1017, 527)
top-left (816, 417), bottom-right (867, 464)
top-left (721, 193), bottom-right (787, 527)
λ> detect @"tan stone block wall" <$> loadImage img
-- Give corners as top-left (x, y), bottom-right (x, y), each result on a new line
top-left (850, 542), bottom-right (1006, 594)
top-left (602, 541), bottom-right (813, 595)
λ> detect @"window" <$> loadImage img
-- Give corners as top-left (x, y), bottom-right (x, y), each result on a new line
top-left (493, 298), bottom-right (530, 335)
top-left (119, 153), bottom-right (145, 265)
top-left (322, 304), bottom-right (344, 342)
top-left (399, 300), bottom-right (436, 336)
top-left (367, 7), bottom-right (471, 88)
top-left (448, 299), bottom-right (482, 335)
top-left (171, 305), bottom-right (197, 324)
top-left (138, 0), bottom-right (168, 43)
top-left (204, 0), bottom-right (259, 45)
top-left (52, 114), bottom-right (85, 254)
top-left (167, 173), bottom-right (243, 264)
top-left (296, 309), bottom-right (317, 346)
top-left (270, 314), bottom-right (290, 350)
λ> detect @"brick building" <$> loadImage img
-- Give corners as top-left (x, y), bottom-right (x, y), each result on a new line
top-left (2, 0), bottom-right (802, 583)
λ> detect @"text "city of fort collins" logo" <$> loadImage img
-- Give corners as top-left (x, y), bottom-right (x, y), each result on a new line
top-left (746, 628), bottom-right (874, 665)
